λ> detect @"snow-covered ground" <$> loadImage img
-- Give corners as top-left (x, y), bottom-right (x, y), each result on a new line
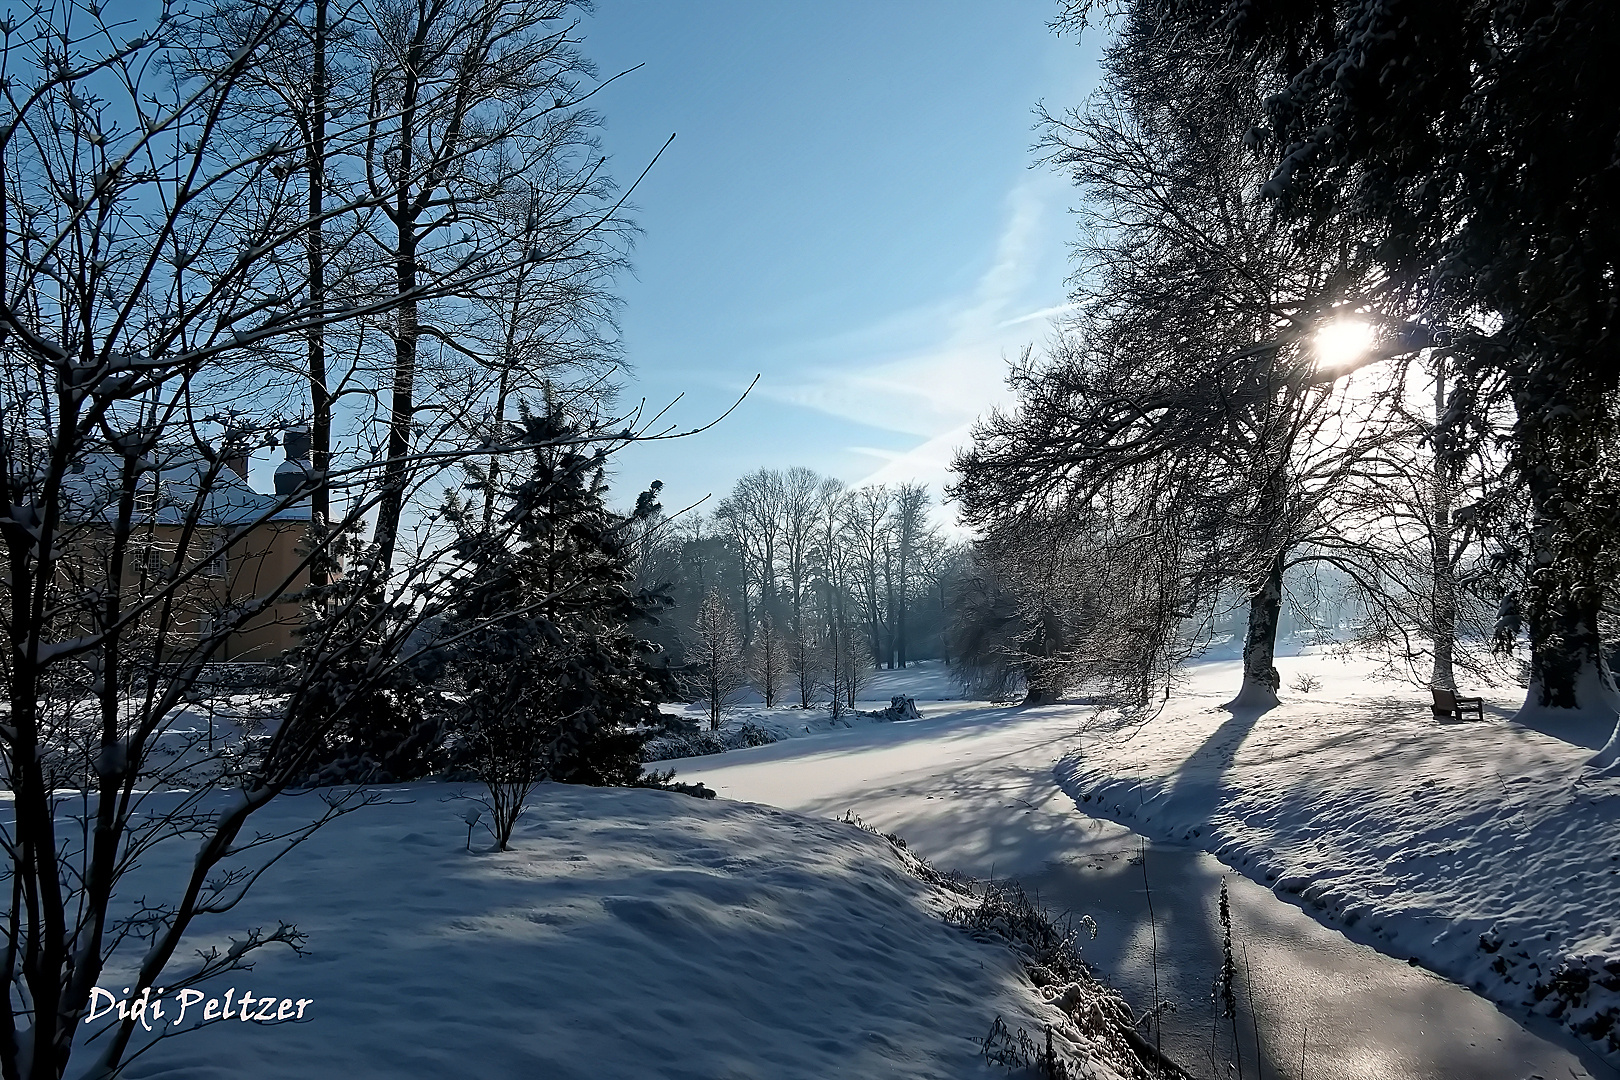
top-left (60, 776), bottom-right (1146, 1080)
top-left (35, 653), bottom-right (1620, 1075)
top-left (671, 655), bottom-right (1612, 1077)
top-left (1058, 649), bottom-right (1620, 1066)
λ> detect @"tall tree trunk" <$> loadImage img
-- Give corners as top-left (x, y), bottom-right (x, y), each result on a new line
top-left (1525, 537), bottom-right (1615, 729)
top-left (1021, 607), bottom-right (1064, 706)
top-left (371, 36), bottom-right (423, 576)
top-left (306, 0), bottom-right (331, 585)
top-left (482, 363), bottom-right (512, 526)
top-left (1229, 546), bottom-right (1286, 710)
top-left (866, 578), bottom-right (881, 672)
top-left (1509, 378), bottom-right (1620, 766)
top-left (827, 590), bottom-right (842, 719)
top-left (897, 541), bottom-right (908, 669)
top-left (373, 236), bottom-right (417, 574)
top-left (883, 544), bottom-right (895, 669)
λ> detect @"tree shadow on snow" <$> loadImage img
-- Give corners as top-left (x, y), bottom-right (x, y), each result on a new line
top-left (1505, 708), bottom-right (1615, 751)
top-left (1159, 705), bottom-right (1267, 807)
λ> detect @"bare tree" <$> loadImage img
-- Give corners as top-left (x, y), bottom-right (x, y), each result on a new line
top-left (717, 467), bottom-right (785, 643)
top-left (748, 612), bottom-right (785, 708)
top-left (811, 477), bottom-right (853, 717)
top-left (787, 622), bottom-right (826, 710)
top-left (777, 466), bottom-right (820, 627)
top-left (957, 29), bottom-right (1418, 710)
top-left (1315, 352), bottom-right (1520, 689)
top-left (688, 588), bottom-right (746, 730)
top-left (355, 0), bottom-right (627, 575)
top-left (890, 481), bottom-right (934, 669)
top-left (844, 484), bottom-right (891, 670)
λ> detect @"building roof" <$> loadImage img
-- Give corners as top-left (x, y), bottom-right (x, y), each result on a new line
top-left (63, 452), bottom-right (311, 527)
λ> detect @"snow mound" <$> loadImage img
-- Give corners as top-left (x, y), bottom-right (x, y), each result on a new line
top-left (100, 783), bottom-right (1149, 1079)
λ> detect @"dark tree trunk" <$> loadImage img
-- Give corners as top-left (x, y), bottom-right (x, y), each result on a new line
top-left (370, 28), bottom-right (423, 576)
top-left (1507, 376), bottom-right (1620, 766)
top-left (896, 536), bottom-right (908, 670)
top-left (1020, 609), bottom-right (1064, 706)
top-left (306, 0), bottom-right (331, 585)
top-left (883, 545), bottom-right (895, 669)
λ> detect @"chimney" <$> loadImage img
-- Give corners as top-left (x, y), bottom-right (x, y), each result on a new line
top-left (283, 426), bottom-right (311, 462)
top-left (274, 425), bottom-right (312, 497)
top-left (225, 453), bottom-right (249, 480)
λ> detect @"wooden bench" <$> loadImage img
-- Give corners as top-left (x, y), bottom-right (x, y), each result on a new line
top-left (1431, 686), bottom-right (1485, 722)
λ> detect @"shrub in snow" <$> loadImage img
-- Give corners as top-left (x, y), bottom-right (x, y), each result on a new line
top-left (1532, 957), bottom-right (1620, 1052)
top-left (725, 722), bottom-right (778, 749)
top-left (645, 730), bottom-right (729, 761)
top-left (635, 770), bottom-right (717, 799)
top-left (837, 812), bottom-right (1171, 1079)
top-left (643, 721), bottom-right (779, 761)
top-left (884, 694), bottom-right (922, 720)
top-left (949, 878), bottom-right (1176, 1078)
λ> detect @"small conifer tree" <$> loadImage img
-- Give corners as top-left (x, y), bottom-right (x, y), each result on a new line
top-left (441, 403), bottom-right (672, 848)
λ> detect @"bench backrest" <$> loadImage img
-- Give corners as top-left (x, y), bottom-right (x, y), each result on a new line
top-left (1431, 687), bottom-right (1458, 710)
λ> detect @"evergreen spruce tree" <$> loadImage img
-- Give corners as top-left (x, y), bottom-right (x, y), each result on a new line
top-left (442, 404), bottom-right (672, 848)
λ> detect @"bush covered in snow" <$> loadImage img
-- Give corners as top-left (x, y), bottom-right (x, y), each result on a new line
top-left (644, 721), bottom-right (779, 761)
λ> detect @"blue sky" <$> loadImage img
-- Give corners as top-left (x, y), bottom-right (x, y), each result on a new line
top-left (580, 2), bottom-right (1107, 520)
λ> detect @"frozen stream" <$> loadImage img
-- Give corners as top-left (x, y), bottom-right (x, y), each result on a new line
top-left (670, 672), bottom-right (1609, 1080)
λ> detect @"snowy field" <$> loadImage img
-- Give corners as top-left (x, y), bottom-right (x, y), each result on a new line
top-left (60, 778), bottom-right (1146, 1080)
top-left (1059, 649), bottom-right (1620, 1066)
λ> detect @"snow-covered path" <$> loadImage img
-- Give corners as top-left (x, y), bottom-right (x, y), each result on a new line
top-left (669, 661), bottom-right (1607, 1080)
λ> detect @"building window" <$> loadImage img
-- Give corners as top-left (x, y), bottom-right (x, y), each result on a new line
top-left (204, 531), bottom-right (228, 578)
top-left (138, 544), bottom-right (168, 579)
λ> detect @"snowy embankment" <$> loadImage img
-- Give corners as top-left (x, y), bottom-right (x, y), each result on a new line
top-left (1058, 650), bottom-right (1620, 1066)
top-left (84, 780), bottom-right (1148, 1079)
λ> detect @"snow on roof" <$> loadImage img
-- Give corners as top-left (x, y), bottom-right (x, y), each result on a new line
top-left (62, 451), bottom-right (310, 526)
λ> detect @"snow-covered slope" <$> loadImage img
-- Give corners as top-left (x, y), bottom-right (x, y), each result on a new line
top-left (1058, 651), bottom-right (1620, 1065)
top-left (85, 781), bottom-right (1139, 1080)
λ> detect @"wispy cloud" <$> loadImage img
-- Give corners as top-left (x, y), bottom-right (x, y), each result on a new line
top-left (762, 173), bottom-right (1071, 490)
top-left (997, 300), bottom-right (1083, 329)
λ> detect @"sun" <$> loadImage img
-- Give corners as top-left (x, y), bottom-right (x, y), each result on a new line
top-left (1314, 319), bottom-right (1377, 371)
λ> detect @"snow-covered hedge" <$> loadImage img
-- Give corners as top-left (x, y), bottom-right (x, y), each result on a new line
top-left (644, 721), bottom-right (779, 761)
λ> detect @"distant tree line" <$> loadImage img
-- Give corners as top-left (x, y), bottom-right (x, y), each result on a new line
top-left (631, 469), bottom-right (971, 715)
